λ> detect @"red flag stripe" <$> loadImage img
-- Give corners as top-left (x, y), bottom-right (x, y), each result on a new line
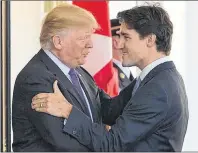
top-left (73, 1), bottom-right (111, 37)
top-left (73, 1), bottom-right (119, 96)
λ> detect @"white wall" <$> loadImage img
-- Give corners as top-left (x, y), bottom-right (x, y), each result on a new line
top-left (109, 1), bottom-right (137, 19)
top-left (11, 1), bottom-right (42, 96)
top-left (180, 1), bottom-right (198, 151)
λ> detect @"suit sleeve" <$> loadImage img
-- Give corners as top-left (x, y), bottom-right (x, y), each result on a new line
top-left (79, 66), bottom-right (136, 126)
top-left (19, 75), bottom-right (90, 151)
top-left (63, 83), bottom-right (168, 151)
top-left (99, 81), bottom-right (136, 125)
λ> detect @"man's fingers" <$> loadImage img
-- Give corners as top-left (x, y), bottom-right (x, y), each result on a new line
top-left (32, 97), bottom-right (48, 105)
top-left (35, 107), bottom-right (47, 113)
top-left (32, 93), bottom-right (51, 101)
top-left (32, 102), bottom-right (48, 109)
top-left (116, 30), bottom-right (121, 35)
top-left (53, 80), bottom-right (61, 94)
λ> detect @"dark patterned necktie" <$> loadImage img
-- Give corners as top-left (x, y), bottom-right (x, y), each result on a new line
top-left (68, 68), bottom-right (92, 119)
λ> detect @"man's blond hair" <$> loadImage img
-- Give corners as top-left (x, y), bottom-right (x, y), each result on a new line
top-left (40, 3), bottom-right (99, 50)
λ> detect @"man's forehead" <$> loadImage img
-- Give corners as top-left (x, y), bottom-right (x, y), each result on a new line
top-left (73, 28), bottom-right (94, 36)
top-left (118, 23), bottom-right (130, 34)
top-left (120, 22), bottom-right (128, 30)
top-left (72, 26), bottom-right (92, 32)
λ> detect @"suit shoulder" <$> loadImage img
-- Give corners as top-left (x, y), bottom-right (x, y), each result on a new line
top-left (152, 67), bottom-right (181, 88)
top-left (15, 58), bottom-right (54, 86)
top-left (137, 69), bottom-right (179, 106)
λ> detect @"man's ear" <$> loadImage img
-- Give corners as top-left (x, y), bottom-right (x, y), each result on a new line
top-left (52, 35), bottom-right (63, 50)
top-left (112, 37), bottom-right (117, 48)
top-left (146, 34), bottom-right (156, 48)
top-left (112, 36), bottom-right (120, 49)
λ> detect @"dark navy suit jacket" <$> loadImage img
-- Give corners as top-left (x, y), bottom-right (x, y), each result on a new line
top-left (63, 61), bottom-right (189, 152)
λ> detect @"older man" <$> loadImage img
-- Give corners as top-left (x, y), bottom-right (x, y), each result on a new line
top-left (32, 4), bottom-right (189, 152)
top-left (12, 3), bottom-right (130, 151)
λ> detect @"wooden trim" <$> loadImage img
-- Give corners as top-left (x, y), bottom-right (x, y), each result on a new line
top-left (0, 0), bottom-right (2, 151)
top-left (2, 2), bottom-right (6, 151)
top-left (1, 0), bottom-right (11, 151)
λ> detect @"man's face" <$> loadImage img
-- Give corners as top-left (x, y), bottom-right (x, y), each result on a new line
top-left (57, 28), bottom-right (94, 68)
top-left (118, 23), bottom-right (149, 68)
top-left (112, 34), bottom-right (124, 61)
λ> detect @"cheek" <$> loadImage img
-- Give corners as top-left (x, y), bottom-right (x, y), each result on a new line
top-left (72, 43), bottom-right (84, 57)
top-left (125, 41), bottom-right (134, 52)
top-left (127, 40), bottom-right (143, 52)
top-left (138, 42), bottom-right (147, 54)
top-left (73, 50), bottom-right (83, 59)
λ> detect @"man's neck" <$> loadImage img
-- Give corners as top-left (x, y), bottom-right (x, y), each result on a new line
top-left (138, 55), bottom-right (171, 81)
top-left (139, 53), bottom-right (166, 70)
top-left (50, 49), bottom-right (75, 69)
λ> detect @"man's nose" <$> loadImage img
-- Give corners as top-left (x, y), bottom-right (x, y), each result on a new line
top-left (86, 39), bottom-right (93, 49)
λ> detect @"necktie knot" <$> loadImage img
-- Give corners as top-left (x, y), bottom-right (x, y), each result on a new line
top-left (132, 77), bottom-right (141, 96)
top-left (69, 68), bottom-right (77, 76)
top-left (136, 77), bottom-right (141, 87)
top-left (68, 68), bottom-right (80, 87)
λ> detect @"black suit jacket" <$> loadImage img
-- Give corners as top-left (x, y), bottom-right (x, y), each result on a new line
top-left (12, 49), bottom-right (115, 151)
top-left (113, 62), bottom-right (134, 91)
top-left (63, 61), bottom-right (189, 152)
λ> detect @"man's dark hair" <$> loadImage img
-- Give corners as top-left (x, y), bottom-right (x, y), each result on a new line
top-left (117, 4), bottom-right (173, 54)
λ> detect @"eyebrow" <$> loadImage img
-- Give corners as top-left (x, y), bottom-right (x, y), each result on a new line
top-left (120, 32), bottom-right (130, 36)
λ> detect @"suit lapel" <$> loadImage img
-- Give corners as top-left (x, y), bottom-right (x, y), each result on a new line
top-left (37, 49), bottom-right (88, 113)
top-left (77, 71), bottom-right (98, 122)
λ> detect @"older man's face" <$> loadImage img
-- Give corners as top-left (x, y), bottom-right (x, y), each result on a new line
top-left (58, 27), bottom-right (94, 68)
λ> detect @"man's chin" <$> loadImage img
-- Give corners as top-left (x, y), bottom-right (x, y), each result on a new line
top-left (122, 62), bottom-right (134, 67)
top-left (78, 60), bottom-right (86, 66)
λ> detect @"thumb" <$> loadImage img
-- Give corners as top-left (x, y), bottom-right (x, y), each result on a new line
top-left (53, 80), bottom-right (61, 94)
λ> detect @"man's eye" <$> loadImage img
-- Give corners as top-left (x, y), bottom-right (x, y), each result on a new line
top-left (78, 36), bottom-right (89, 40)
top-left (124, 36), bottom-right (130, 40)
top-left (78, 37), bottom-right (85, 40)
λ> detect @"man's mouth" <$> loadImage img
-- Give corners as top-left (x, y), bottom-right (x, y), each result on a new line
top-left (122, 52), bottom-right (128, 55)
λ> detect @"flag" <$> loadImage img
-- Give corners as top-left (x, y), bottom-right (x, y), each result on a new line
top-left (73, 0), bottom-right (119, 97)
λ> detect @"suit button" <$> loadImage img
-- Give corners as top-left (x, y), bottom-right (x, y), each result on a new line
top-left (72, 130), bottom-right (77, 135)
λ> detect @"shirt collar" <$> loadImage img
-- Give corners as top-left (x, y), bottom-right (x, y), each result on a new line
top-left (139, 56), bottom-right (172, 81)
top-left (44, 50), bottom-right (70, 76)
